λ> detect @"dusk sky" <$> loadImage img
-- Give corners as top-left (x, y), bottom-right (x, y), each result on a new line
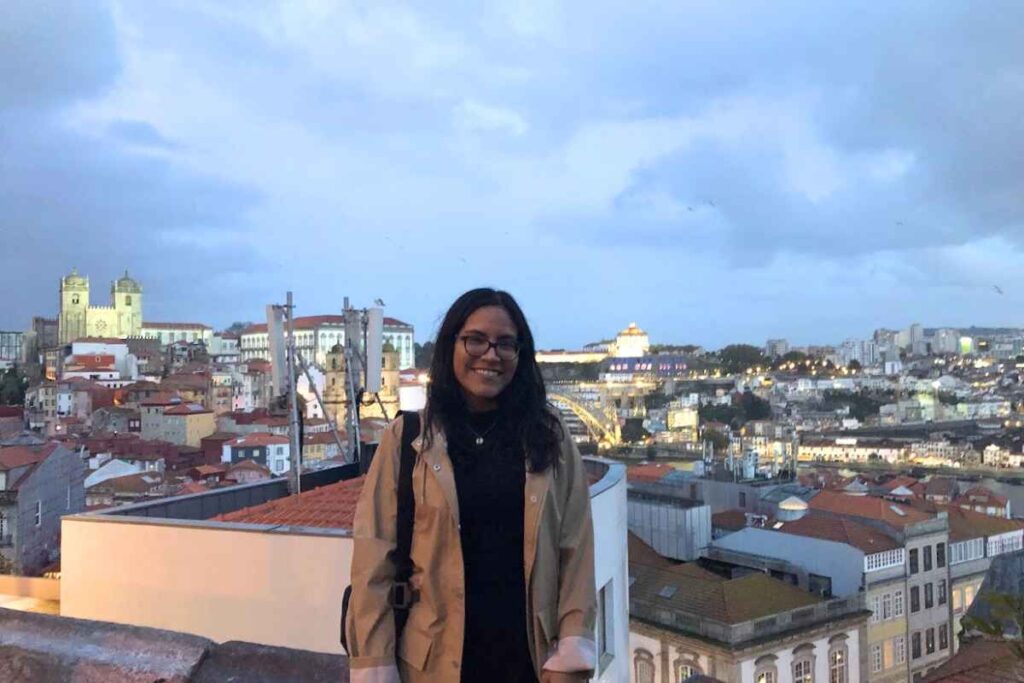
top-left (3, 1), bottom-right (1024, 349)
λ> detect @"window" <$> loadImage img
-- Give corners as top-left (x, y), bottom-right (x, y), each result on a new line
top-left (870, 595), bottom-right (881, 623)
top-left (675, 659), bottom-right (702, 680)
top-left (596, 581), bottom-right (614, 673)
top-left (909, 548), bottom-right (919, 574)
top-left (912, 632), bottom-right (921, 659)
top-left (739, 492), bottom-right (747, 507)
top-left (952, 587), bottom-right (963, 612)
top-left (925, 583), bottom-right (934, 609)
top-left (882, 592), bottom-right (892, 620)
top-left (964, 584), bottom-right (976, 610)
top-left (754, 655), bottom-right (778, 683)
top-left (926, 628), bottom-right (935, 655)
top-left (939, 624), bottom-right (948, 650)
top-left (829, 646), bottom-right (848, 683)
top-left (633, 650), bottom-right (654, 683)
top-left (895, 636), bottom-right (906, 664)
top-left (938, 579), bottom-right (947, 606)
top-left (923, 545), bottom-right (932, 571)
top-left (871, 644), bottom-right (883, 673)
top-left (894, 589), bottom-right (905, 617)
top-left (936, 542), bottom-right (946, 567)
top-left (793, 658), bottom-right (813, 683)
top-left (126, 295), bottom-right (132, 305)
top-left (35, 500), bottom-right (41, 526)
top-left (911, 586), bottom-right (920, 613)
top-left (883, 639), bottom-right (895, 669)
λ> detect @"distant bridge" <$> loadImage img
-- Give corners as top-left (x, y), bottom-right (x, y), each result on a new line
top-left (549, 392), bottom-right (622, 447)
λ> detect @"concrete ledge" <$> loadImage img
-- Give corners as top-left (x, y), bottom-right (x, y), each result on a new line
top-left (0, 608), bottom-right (348, 682)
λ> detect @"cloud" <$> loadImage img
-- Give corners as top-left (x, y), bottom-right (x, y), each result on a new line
top-left (453, 100), bottom-right (528, 136)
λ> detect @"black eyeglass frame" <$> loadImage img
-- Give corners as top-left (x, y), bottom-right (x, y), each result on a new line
top-left (457, 334), bottom-right (522, 360)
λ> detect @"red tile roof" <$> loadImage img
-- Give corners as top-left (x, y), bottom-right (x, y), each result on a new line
top-left (140, 392), bottom-right (181, 407)
top-left (958, 486), bottom-right (1008, 508)
top-left (922, 638), bottom-right (1024, 682)
top-left (227, 432), bottom-right (289, 447)
top-left (0, 443), bottom-right (58, 471)
top-left (944, 505), bottom-right (1024, 542)
top-left (808, 490), bottom-right (934, 528)
top-left (65, 354), bottom-right (116, 370)
top-left (213, 476), bottom-right (366, 530)
top-left (163, 403), bottom-right (212, 416)
top-left (71, 337), bottom-right (127, 345)
top-left (0, 406), bottom-right (23, 418)
top-left (776, 511), bottom-right (900, 553)
top-left (627, 462), bottom-right (675, 484)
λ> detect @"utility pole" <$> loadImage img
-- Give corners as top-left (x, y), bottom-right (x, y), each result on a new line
top-left (343, 298), bottom-right (363, 464)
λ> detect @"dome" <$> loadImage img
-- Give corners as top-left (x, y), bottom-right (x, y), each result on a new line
top-left (62, 268), bottom-right (88, 288)
top-left (329, 342), bottom-right (344, 354)
top-left (113, 270), bottom-right (142, 293)
top-left (778, 496), bottom-right (808, 512)
top-left (382, 340), bottom-right (396, 353)
top-left (618, 322), bottom-right (647, 337)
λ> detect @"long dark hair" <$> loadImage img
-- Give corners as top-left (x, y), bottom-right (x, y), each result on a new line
top-left (423, 288), bottom-right (561, 472)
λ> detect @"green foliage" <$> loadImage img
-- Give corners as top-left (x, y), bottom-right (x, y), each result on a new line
top-left (225, 321), bottom-right (253, 335)
top-left (716, 344), bottom-right (768, 374)
top-left (781, 351), bottom-right (808, 363)
top-left (739, 390), bottom-right (772, 420)
top-left (649, 344), bottom-right (702, 354)
top-left (703, 428), bottom-right (731, 454)
top-left (414, 341), bottom-right (435, 369)
top-left (0, 367), bottom-right (27, 405)
top-left (847, 359), bottom-right (862, 371)
top-left (961, 592), bottom-right (1024, 662)
top-left (620, 418), bottom-right (650, 444)
top-left (821, 390), bottom-right (884, 421)
top-left (699, 390), bottom-right (770, 428)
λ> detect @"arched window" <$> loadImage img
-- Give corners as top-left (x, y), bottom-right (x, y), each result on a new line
top-left (71, 294), bottom-right (80, 305)
top-left (633, 649), bottom-right (655, 683)
top-left (125, 295), bottom-right (132, 306)
top-left (829, 635), bottom-right (849, 683)
top-left (792, 644), bottom-right (816, 683)
top-left (674, 655), bottom-right (702, 681)
top-left (754, 654), bottom-right (778, 683)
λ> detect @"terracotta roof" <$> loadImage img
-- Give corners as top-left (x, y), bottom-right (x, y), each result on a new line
top-left (65, 355), bottom-right (116, 370)
top-left (627, 462), bottom-right (675, 484)
top-left (776, 512), bottom-right (900, 553)
top-left (922, 639), bottom-right (1024, 682)
top-left (227, 432), bottom-right (289, 448)
top-left (808, 490), bottom-right (934, 529)
top-left (0, 443), bottom-right (58, 471)
top-left (70, 337), bottom-right (127, 345)
top-left (925, 476), bottom-right (957, 499)
top-left (88, 472), bottom-right (167, 494)
top-left (629, 532), bottom-right (677, 568)
top-left (304, 431), bottom-right (344, 445)
top-left (630, 562), bottom-right (821, 624)
top-left (163, 403), bottom-right (212, 416)
top-left (958, 486), bottom-right (1008, 508)
top-left (226, 460), bottom-right (271, 474)
top-left (944, 506), bottom-right (1024, 542)
top-left (880, 475), bottom-right (921, 493)
top-left (711, 509), bottom-right (747, 532)
top-left (213, 476), bottom-right (366, 529)
top-left (176, 482), bottom-right (209, 495)
top-left (190, 464), bottom-right (227, 476)
top-left (0, 406), bottom-right (23, 418)
top-left (140, 392), bottom-right (181, 407)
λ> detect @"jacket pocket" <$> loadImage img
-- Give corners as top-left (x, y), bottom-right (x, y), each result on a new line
top-left (398, 623), bottom-right (434, 672)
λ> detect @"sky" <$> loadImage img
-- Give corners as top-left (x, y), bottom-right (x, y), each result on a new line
top-left (2, 1), bottom-right (1024, 349)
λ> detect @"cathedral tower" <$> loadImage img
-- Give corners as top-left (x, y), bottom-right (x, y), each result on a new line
top-left (323, 343), bottom-right (348, 429)
top-left (112, 270), bottom-right (143, 337)
top-left (58, 269), bottom-right (90, 345)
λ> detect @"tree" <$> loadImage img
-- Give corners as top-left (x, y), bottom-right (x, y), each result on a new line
top-left (620, 418), bottom-right (650, 444)
top-left (0, 367), bottom-right (26, 405)
top-left (414, 341), bottom-right (435, 369)
top-left (703, 428), bottom-right (731, 454)
top-left (739, 390), bottom-right (772, 421)
top-left (225, 321), bottom-right (254, 335)
top-left (717, 344), bottom-right (768, 374)
top-left (848, 359), bottom-right (862, 371)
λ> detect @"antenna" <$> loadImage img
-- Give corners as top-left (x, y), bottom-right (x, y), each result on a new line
top-left (365, 307), bottom-right (384, 394)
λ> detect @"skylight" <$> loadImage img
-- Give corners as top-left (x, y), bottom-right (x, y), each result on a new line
top-left (657, 585), bottom-right (677, 599)
top-left (889, 505), bottom-right (906, 516)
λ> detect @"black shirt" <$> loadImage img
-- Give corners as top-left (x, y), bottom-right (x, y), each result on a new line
top-left (449, 409), bottom-right (537, 683)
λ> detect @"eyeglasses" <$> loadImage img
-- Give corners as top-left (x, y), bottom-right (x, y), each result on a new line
top-left (459, 334), bottom-right (521, 360)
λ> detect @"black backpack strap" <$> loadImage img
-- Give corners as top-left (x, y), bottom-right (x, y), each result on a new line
top-left (389, 411), bottom-right (421, 638)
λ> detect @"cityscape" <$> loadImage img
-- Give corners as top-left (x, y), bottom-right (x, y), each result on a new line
top-left (1, 270), bottom-right (1024, 681)
top-left (5, 2), bottom-right (1024, 682)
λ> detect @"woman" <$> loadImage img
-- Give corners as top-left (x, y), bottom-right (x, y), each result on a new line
top-left (345, 288), bottom-right (596, 683)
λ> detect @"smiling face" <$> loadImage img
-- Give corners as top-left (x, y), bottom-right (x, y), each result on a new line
top-left (453, 305), bottom-right (519, 412)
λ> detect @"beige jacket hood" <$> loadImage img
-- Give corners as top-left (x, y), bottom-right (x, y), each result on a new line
top-left (345, 411), bottom-right (597, 682)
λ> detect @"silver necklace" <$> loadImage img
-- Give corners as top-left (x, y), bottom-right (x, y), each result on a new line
top-left (466, 421), bottom-right (498, 446)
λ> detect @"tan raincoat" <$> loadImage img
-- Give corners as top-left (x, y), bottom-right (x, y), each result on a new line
top-left (344, 411), bottom-right (596, 682)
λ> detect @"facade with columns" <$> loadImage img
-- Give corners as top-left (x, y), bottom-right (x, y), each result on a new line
top-left (322, 341), bottom-right (402, 428)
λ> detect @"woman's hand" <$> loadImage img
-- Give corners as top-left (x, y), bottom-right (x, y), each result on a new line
top-left (540, 670), bottom-right (593, 683)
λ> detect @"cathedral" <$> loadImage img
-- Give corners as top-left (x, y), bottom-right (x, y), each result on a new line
top-left (322, 340), bottom-right (402, 427)
top-left (58, 269), bottom-right (143, 344)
